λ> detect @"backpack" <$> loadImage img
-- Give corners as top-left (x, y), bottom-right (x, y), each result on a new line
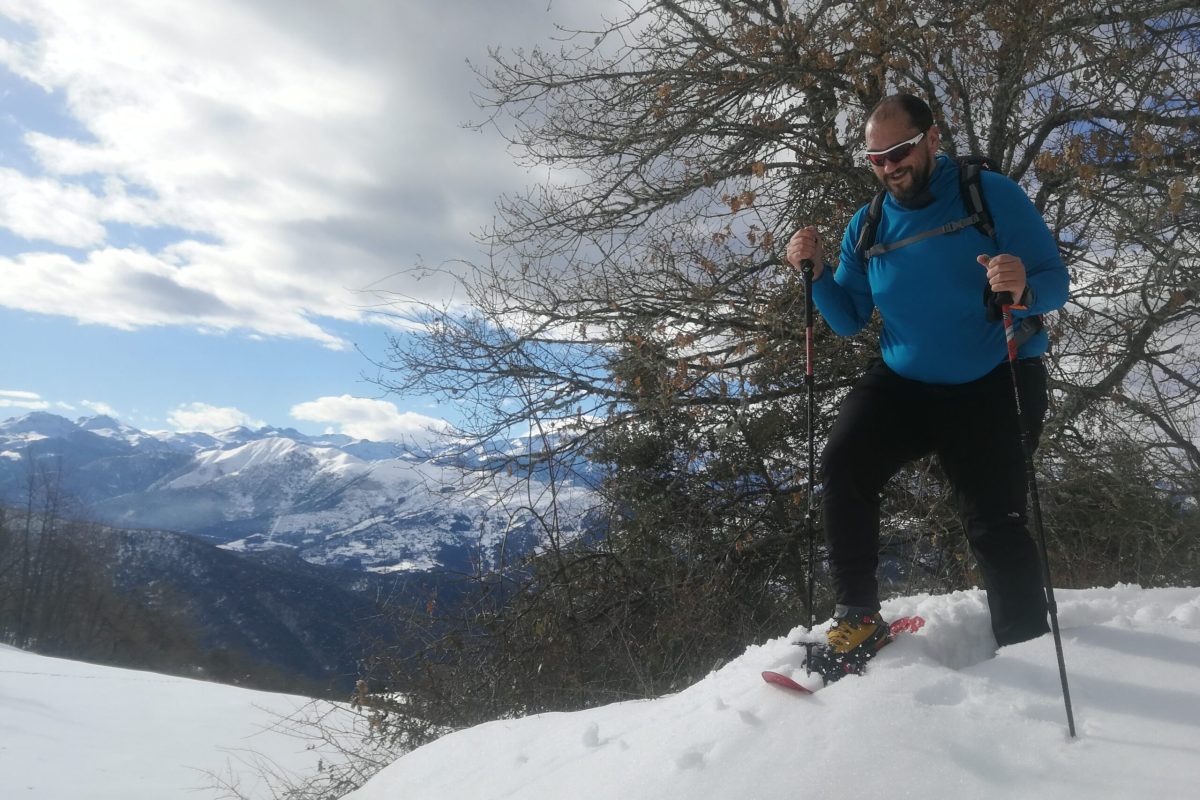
top-left (853, 155), bottom-right (1044, 347)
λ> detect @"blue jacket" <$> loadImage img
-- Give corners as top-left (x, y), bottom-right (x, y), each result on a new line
top-left (813, 154), bottom-right (1069, 384)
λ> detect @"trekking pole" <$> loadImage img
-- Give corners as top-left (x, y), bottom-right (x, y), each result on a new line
top-left (1000, 301), bottom-right (1077, 738)
top-left (802, 259), bottom-right (818, 649)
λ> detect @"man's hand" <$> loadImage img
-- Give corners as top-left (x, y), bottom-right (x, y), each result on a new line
top-left (786, 226), bottom-right (826, 280)
top-left (977, 253), bottom-right (1027, 305)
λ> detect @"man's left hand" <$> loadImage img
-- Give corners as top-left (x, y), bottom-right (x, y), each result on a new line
top-left (977, 253), bottom-right (1027, 305)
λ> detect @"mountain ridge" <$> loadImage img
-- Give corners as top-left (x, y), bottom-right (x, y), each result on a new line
top-left (0, 411), bottom-right (591, 575)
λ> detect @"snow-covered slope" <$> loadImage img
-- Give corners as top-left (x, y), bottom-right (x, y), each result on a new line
top-left (0, 411), bottom-right (81, 440)
top-left (4, 586), bottom-right (1196, 799)
top-left (78, 414), bottom-right (171, 450)
top-left (0, 644), bottom-right (379, 800)
top-left (157, 435), bottom-right (360, 491)
top-left (343, 586), bottom-right (1200, 800)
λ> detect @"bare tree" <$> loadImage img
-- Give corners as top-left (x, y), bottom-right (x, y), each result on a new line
top-left (366, 0), bottom-right (1199, 724)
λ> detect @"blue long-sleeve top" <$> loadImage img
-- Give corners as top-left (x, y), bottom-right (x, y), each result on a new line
top-left (813, 154), bottom-right (1069, 384)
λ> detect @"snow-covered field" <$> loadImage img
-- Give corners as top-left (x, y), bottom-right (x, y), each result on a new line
top-left (3, 585), bottom-right (1198, 799)
top-left (0, 644), bottom-right (372, 799)
top-left (346, 586), bottom-right (1200, 800)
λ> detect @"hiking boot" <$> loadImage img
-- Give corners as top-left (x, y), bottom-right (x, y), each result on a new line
top-left (805, 609), bottom-right (891, 683)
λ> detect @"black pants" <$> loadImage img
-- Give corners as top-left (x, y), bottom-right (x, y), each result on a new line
top-left (821, 358), bottom-right (1050, 646)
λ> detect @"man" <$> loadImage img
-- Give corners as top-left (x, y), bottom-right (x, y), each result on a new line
top-left (785, 94), bottom-right (1069, 677)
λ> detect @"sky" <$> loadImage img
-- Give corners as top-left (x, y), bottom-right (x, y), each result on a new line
top-left (0, 0), bottom-right (604, 439)
top-left (4, 585), bottom-right (1198, 799)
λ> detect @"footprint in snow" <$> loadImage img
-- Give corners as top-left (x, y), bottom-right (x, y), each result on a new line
top-left (738, 709), bottom-right (762, 727)
top-left (913, 678), bottom-right (968, 707)
top-left (582, 722), bottom-right (603, 748)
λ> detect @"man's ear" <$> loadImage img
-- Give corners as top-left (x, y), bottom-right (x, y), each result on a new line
top-left (927, 124), bottom-right (941, 151)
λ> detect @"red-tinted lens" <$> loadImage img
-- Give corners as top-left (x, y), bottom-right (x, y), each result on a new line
top-left (867, 143), bottom-right (915, 167)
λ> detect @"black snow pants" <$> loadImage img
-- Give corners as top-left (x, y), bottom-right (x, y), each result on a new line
top-left (821, 358), bottom-right (1051, 647)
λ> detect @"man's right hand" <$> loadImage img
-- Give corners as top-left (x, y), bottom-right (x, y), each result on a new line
top-left (785, 226), bottom-right (825, 280)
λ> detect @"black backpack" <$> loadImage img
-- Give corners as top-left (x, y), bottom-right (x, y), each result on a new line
top-left (853, 155), bottom-right (1044, 346)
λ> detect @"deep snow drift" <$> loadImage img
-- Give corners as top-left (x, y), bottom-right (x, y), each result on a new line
top-left (344, 585), bottom-right (1200, 800)
top-left (3, 586), bottom-right (1197, 799)
top-left (0, 644), bottom-right (373, 799)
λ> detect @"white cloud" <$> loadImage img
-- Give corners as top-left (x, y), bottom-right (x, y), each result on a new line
top-left (290, 394), bottom-right (449, 443)
top-left (0, 0), bottom-right (606, 343)
top-left (0, 388), bottom-right (50, 410)
top-left (167, 402), bottom-right (265, 433)
top-left (80, 399), bottom-right (119, 417)
top-left (0, 389), bottom-right (42, 400)
top-left (0, 248), bottom-right (346, 345)
top-left (0, 168), bottom-right (107, 247)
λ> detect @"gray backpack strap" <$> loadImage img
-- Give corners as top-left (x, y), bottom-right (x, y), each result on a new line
top-left (853, 191), bottom-right (886, 259)
top-left (1014, 316), bottom-right (1045, 348)
top-left (864, 213), bottom-right (985, 259)
top-left (858, 155), bottom-right (1002, 261)
top-left (958, 158), bottom-right (997, 240)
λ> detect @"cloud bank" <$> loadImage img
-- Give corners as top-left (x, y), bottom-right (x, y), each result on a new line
top-left (0, 0), bottom-right (598, 346)
top-left (0, 388), bottom-right (49, 410)
top-left (291, 394), bottom-right (449, 443)
top-left (167, 402), bottom-right (266, 433)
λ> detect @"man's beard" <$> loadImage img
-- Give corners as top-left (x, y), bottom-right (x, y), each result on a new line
top-left (884, 158), bottom-right (934, 204)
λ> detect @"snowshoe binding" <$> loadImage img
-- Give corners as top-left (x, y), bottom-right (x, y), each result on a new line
top-left (804, 609), bottom-right (892, 684)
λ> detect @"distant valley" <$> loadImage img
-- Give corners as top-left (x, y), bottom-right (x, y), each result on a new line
top-left (0, 412), bottom-right (595, 695)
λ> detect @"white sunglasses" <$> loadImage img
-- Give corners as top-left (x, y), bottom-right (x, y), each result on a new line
top-left (863, 131), bottom-right (927, 166)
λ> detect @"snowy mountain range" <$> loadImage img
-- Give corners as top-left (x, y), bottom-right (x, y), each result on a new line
top-left (0, 412), bottom-right (594, 574)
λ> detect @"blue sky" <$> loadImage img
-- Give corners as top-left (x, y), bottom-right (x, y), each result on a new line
top-left (0, 0), bottom-right (597, 440)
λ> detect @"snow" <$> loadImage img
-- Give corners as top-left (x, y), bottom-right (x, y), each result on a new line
top-left (343, 586), bottom-right (1200, 800)
top-left (3, 586), bottom-right (1198, 799)
top-left (367, 557), bottom-right (438, 573)
top-left (0, 644), bottom-right (366, 800)
top-left (163, 436), bottom-right (362, 490)
top-left (77, 414), bottom-right (157, 446)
